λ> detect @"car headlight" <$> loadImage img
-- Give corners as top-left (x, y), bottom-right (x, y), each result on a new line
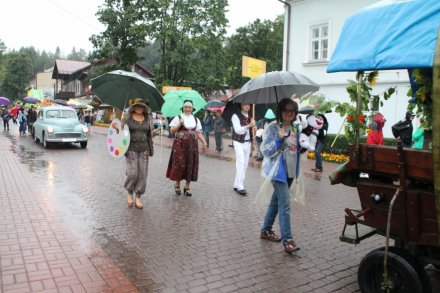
top-left (47, 126), bottom-right (54, 133)
top-left (82, 127), bottom-right (89, 133)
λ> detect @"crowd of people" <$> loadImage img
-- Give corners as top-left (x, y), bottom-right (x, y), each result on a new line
top-left (120, 99), bottom-right (313, 254)
top-left (1, 103), bottom-right (95, 136)
top-left (1, 104), bottom-right (37, 135)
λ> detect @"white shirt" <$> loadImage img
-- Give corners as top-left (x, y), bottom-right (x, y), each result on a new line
top-left (170, 114), bottom-right (202, 132)
top-left (231, 112), bottom-right (250, 140)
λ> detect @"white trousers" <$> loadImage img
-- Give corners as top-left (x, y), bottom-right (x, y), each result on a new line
top-left (233, 141), bottom-right (251, 190)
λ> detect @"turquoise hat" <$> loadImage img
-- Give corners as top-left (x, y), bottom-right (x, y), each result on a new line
top-left (264, 109), bottom-right (276, 119)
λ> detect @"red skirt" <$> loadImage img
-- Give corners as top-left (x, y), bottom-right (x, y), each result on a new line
top-left (166, 132), bottom-right (199, 182)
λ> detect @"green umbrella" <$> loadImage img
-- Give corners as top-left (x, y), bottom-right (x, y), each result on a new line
top-left (91, 70), bottom-right (164, 111)
top-left (161, 90), bottom-right (207, 117)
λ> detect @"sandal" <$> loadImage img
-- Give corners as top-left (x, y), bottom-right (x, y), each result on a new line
top-left (184, 187), bottom-right (192, 197)
top-left (127, 194), bottom-right (134, 207)
top-left (260, 230), bottom-right (281, 242)
top-left (135, 198), bottom-right (143, 209)
top-left (174, 183), bottom-right (181, 195)
top-left (283, 239), bottom-right (300, 254)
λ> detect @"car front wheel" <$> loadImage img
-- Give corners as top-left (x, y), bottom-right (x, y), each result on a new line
top-left (34, 130), bottom-right (40, 143)
top-left (43, 133), bottom-right (51, 149)
top-left (80, 141), bottom-right (87, 149)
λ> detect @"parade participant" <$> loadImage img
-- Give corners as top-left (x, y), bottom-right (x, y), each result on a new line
top-left (203, 110), bottom-right (213, 148)
top-left (121, 100), bottom-right (156, 209)
top-left (392, 111), bottom-right (415, 147)
top-left (167, 100), bottom-right (208, 196)
top-left (84, 110), bottom-right (92, 131)
top-left (259, 99), bottom-right (301, 254)
top-left (213, 110), bottom-right (225, 152)
top-left (27, 105), bottom-right (37, 135)
top-left (17, 107), bottom-right (27, 135)
top-left (1, 106), bottom-right (10, 131)
top-left (312, 113), bottom-right (328, 172)
top-left (231, 103), bottom-right (255, 195)
top-left (412, 117), bottom-right (425, 150)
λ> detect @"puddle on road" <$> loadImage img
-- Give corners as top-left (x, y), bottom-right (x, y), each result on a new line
top-left (4, 131), bottom-right (99, 248)
top-left (3, 131), bottom-right (157, 292)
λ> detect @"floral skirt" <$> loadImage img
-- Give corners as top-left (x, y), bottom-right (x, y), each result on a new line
top-left (166, 133), bottom-right (199, 182)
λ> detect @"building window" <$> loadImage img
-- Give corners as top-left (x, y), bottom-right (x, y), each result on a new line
top-left (310, 23), bottom-right (329, 61)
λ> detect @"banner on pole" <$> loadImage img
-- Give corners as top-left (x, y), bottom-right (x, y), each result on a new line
top-left (162, 86), bottom-right (192, 94)
top-left (242, 56), bottom-right (266, 78)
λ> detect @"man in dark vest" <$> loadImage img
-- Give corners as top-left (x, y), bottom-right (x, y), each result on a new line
top-left (231, 103), bottom-right (255, 195)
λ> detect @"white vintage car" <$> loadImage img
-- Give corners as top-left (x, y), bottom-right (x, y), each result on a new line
top-left (32, 106), bottom-right (89, 148)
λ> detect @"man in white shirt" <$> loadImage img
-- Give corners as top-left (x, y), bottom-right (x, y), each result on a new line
top-left (231, 103), bottom-right (255, 195)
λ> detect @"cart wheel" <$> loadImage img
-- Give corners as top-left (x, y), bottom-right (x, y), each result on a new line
top-left (358, 249), bottom-right (423, 293)
top-left (377, 247), bottom-right (432, 293)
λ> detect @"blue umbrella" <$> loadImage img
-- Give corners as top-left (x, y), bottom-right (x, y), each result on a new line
top-left (327, 0), bottom-right (440, 73)
top-left (22, 97), bottom-right (41, 104)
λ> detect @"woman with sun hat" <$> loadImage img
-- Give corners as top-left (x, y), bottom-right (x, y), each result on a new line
top-left (121, 99), bottom-right (156, 209)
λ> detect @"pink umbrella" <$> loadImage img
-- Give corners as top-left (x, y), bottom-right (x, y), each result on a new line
top-left (208, 106), bottom-right (225, 113)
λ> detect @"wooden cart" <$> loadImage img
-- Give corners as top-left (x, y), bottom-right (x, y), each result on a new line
top-left (336, 31), bottom-right (440, 293)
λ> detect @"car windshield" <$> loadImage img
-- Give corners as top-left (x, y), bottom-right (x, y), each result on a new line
top-left (46, 110), bottom-right (77, 119)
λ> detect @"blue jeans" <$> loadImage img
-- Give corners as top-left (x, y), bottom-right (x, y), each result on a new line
top-left (204, 131), bottom-right (210, 147)
top-left (19, 121), bottom-right (27, 134)
top-left (261, 179), bottom-right (293, 242)
top-left (315, 141), bottom-right (324, 170)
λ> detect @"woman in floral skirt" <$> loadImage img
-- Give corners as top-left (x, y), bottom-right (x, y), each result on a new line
top-left (166, 100), bottom-right (208, 196)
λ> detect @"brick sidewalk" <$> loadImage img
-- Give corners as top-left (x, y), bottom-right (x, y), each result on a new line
top-left (0, 132), bottom-right (138, 293)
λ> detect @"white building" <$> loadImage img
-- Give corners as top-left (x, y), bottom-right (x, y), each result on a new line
top-left (281, 0), bottom-right (411, 137)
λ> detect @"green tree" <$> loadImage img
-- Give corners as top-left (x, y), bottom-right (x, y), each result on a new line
top-left (0, 39), bottom-right (5, 56)
top-left (67, 47), bottom-right (89, 61)
top-left (90, 0), bottom-right (149, 70)
top-left (224, 16), bottom-right (284, 88)
top-left (54, 46), bottom-right (61, 59)
top-left (2, 52), bottom-right (34, 100)
top-left (19, 46), bottom-right (41, 73)
top-left (137, 40), bottom-right (162, 72)
top-left (144, 0), bottom-right (228, 93)
top-left (37, 50), bottom-right (56, 71)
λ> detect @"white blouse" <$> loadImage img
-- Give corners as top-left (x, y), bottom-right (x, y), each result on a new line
top-left (170, 114), bottom-right (202, 132)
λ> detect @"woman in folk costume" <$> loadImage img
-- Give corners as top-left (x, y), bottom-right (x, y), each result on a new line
top-left (167, 100), bottom-right (208, 196)
top-left (121, 100), bottom-right (156, 209)
top-left (231, 103), bottom-right (255, 195)
top-left (258, 98), bottom-right (303, 254)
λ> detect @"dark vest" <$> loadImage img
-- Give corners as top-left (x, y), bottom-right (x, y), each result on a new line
top-left (232, 112), bottom-right (253, 143)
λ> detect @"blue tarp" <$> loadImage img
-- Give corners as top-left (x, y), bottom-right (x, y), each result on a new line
top-left (327, 0), bottom-right (440, 73)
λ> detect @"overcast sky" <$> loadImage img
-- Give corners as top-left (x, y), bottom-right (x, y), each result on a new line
top-left (0, 0), bottom-right (285, 55)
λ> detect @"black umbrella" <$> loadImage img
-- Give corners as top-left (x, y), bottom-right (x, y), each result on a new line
top-left (91, 70), bottom-right (164, 112)
top-left (205, 100), bottom-right (225, 109)
top-left (232, 70), bottom-right (319, 104)
top-left (221, 99), bottom-right (274, 127)
top-left (53, 99), bottom-right (70, 106)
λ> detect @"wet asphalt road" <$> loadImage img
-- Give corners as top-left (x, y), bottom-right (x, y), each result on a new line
top-left (4, 124), bottom-right (440, 292)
